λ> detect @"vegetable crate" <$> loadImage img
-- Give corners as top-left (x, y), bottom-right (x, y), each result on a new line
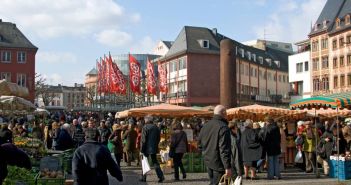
top-left (35, 172), bottom-right (66, 185)
top-left (3, 178), bottom-right (36, 185)
top-left (182, 153), bottom-right (206, 173)
top-left (329, 159), bottom-right (351, 180)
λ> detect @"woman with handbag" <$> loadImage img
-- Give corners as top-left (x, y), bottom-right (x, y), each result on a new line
top-left (169, 122), bottom-right (188, 181)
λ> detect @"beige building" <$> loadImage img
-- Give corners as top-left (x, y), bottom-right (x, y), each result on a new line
top-left (84, 68), bottom-right (97, 106)
top-left (309, 0), bottom-right (351, 96)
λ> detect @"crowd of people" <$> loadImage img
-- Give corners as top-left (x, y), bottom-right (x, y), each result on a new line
top-left (1, 105), bottom-right (351, 185)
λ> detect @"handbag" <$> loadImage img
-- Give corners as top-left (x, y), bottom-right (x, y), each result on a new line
top-left (141, 155), bottom-right (151, 175)
top-left (169, 132), bottom-right (185, 158)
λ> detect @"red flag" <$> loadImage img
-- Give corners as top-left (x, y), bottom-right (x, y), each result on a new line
top-left (107, 53), bottom-right (118, 93)
top-left (129, 54), bottom-right (141, 94)
top-left (112, 62), bottom-right (127, 95)
top-left (101, 57), bottom-right (107, 93)
top-left (158, 63), bottom-right (168, 93)
top-left (96, 60), bottom-right (102, 93)
top-left (147, 60), bottom-right (156, 95)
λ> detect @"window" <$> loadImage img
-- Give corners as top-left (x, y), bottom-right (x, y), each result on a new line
top-left (341, 75), bottom-right (345, 87)
top-left (268, 72), bottom-right (272, 80)
top-left (312, 58), bottom-right (319, 71)
top-left (200, 40), bottom-right (209, 48)
top-left (241, 49), bottom-right (245, 58)
top-left (347, 35), bottom-right (351, 45)
top-left (278, 75), bottom-right (281, 82)
top-left (252, 54), bottom-right (256, 62)
top-left (333, 39), bottom-right (337, 50)
top-left (321, 57), bottom-right (328, 69)
top-left (346, 15), bottom-right (350, 25)
top-left (0, 72), bottom-right (11, 81)
top-left (1, 51), bottom-right (11, 62)
top-left (312, 40), bottom-right (319, 52)
top-left (333, 58), bottom-right (338, 68)
top-left (325, 77), bottom-right (329, 90)
top-left (240, 64), bottom-right (244, 75)
top-left (283, 75), bottom-right (286, 83)
top-left (247, 51), bottom-right (251, 60)
top-left (273, 74), bottom-right (277, 81)
top-left (313, 79), bottom-right (320, 91)
top-left (334, 76), bottom-right (338, 88)
top-left (16, 73), bottom-right (26, 87)
top-left (296, 63), bottom-right (303, 73)
top-left (304, 61), bottom-right (309, 71)
top-left (178, 58), bottom-right (187, 70)
top-left (17, 52), bottom-right (26, 63)
top-left (321, 38), bottom-right (328, 49)
top-left (340, 37), bottom-right (345, 48)
top-left (340, 56), bottom-right (345, 67)
top-left (169, 60), bottom-right (177, 72)
top-left (348, 55), bottom-right (351, 66)
top-left (336, 19), bottom-right (341, 28)
top-left (258, 57), bottom-right (263, 64)
top-left (348, 74), bottom-right (351, 86)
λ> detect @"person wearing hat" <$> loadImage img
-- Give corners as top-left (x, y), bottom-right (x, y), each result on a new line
top-left (0, 122), bottom-right (12, 145)
top-left (122, 119), bottom-right (138, 166)
top-left (72, 128), bottom-right (123, 185)
top-left (109, 123), bottom-right (124, 167)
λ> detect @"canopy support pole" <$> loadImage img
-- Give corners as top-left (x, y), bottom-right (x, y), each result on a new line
top-left (337, 107), bottom-right (340, 182)
top-left (315, 108), bottom-right (320, 178)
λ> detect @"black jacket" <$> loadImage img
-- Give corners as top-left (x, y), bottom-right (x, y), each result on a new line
top-left (72, 140), bottom-right (123, 185)
top-left (198, 115), bottom-right (231, 171)
top-left (98, 127), bottom-right (111, 145)
top-left (56, 129), bottom-right (74, 151)
top-left (241, 127), bottom-right (262, 162)
top-left (262, 123), bottom-right (281, 156)
top-left (0, 128), bottom-right (12, 145)
top-left (230, 133), bottom-right (243, 176)
top-left (141, 123), bottom-right (161, 155)
top-left (170, 130), bottom-right (188, 154)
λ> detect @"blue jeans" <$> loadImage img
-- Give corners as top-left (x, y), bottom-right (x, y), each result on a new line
top-left (267, 155), bottom-right (281, 179)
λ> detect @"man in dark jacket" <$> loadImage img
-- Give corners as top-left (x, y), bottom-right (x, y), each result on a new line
top-left (140, 115), bottom-right (164, 183)
top-left (198, 105), bottom-right (232, 185)
top-left (72, 128), bottom-right (123, 185)
top-left (98, 120), bottom-right (111, 146)
top-left (0, 123), bottom-right (13, 145)
top-left (56, 124), bottom-right (74, 151)
top-left (262, 117), bottom-right (281, 179)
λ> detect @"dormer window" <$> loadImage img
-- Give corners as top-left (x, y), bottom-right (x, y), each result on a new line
top-left (240, 48), bottom-right (245, 58)
top-left (258, 56), bottom-right (263, 64)
top-left (247, 51), bottom-right (251, 60)
top-left (252, 54), bottom-right (256, 62)
top-left (336, 18), bottom-right (341, 29)
top-left (266, 58), bottom-right (272, 66)
top-left (0, 35), bottom-right (3, 42)
top-left (346, 15), bottom-right (350, 25)
top-left (199, 40), bottom-right (209, 48)
top-left (274, 60), bottom-right (280, 68)
top-left (323, 20), bottom-right (329, 28)
top-left (314, 23), bottom-right (319, 31)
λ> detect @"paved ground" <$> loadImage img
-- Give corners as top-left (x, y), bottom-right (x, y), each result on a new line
top-left (109, 163), bottom-right (350, 185)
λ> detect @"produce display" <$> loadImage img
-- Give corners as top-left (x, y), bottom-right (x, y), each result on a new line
top-left (3, 166), bottom-right (37, 185)
top-left (14, 137), bottom-right (46, 158)
top-left (39, 168), bottom-right (64, 179)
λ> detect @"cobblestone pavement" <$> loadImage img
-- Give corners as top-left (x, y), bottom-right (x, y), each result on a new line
top-left (109, 163), bottom-right (349, 185)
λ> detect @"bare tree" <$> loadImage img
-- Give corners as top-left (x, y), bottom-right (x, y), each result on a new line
top-left (35, 73), bottom-right (58, 106)
top-left (86, 85), bottom-right (96, 106)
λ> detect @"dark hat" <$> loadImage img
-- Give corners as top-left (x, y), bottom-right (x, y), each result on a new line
top-left (85, 128), bottom-right (99, 140)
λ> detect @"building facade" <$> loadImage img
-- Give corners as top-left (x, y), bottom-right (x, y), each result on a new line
top-left (288, 40), bottom-right (311, 102)
top-left (309, 0), bottom-right (351, 96)
top-left (40, 84), bottom-right (86, 110)
top-left (0, 20), bottom-right (38, 102)
top-left (158, 26), bottom-right (291, 106)
top-left (153, 41), bottom-right (173, 56)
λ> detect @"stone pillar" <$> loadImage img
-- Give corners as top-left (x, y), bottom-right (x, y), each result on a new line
top-left (220, 39), bottom-right (237, 108)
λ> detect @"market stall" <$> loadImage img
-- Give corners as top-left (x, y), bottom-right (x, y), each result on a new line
top-left (0, 95), bottom-right (36, 113)
top-left (290, 93), bottom-right (351, 180)
top-left (226, 104), bottom-right (307, 121)
top-left (116, 103), bottom-right (212, 118)
top-left (0, 79), bottom-right (29, 97)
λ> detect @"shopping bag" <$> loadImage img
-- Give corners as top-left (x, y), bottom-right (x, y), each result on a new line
top-left (234, 176), bottom-right (242, 185)
top-left (218, 175), bottom-right (231, 185)
top-left (295, 150), bottom-right (303, 163)
top-left (107, 140), bottom-right (115, 153)
top-left (142, 155), bottom-right (151, 175)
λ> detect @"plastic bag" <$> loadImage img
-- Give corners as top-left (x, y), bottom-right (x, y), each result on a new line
top-left (234, 176), bottom-right (242, 185)
top-left (142, 155), bottom-right (151, 175)
top-left (295, 150), bottom-right (303, 163)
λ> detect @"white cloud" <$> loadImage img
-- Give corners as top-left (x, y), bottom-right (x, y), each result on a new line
top-left (37, 51), bottom-right (78, 64)
top-left (254, 0), bottom-right (266, 6)
top-left (42, 73), bottom-right (63, 85)
top-left (0, 0), bottom-right (139, 39)
top-left (95, 29), bottom-right (133, 47)
top-left (130, 36), bottom-right (158, 54)
top-left (253, 0), bottom-right (327, 43)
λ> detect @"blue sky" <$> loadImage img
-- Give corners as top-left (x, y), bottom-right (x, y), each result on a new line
top-left (0, 0), bottom-right (326, 85)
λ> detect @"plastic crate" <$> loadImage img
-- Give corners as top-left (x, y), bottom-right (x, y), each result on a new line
top-left (36, 173), bottom-right (66, 185)
top-left (3, 178), bottom-right (36, 185)
top-left (330, 160), bottom-right (351, 180)
top-left (193, 164), bottom-right (204, 173)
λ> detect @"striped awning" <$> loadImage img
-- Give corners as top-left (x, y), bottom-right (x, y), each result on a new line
top-left (290, 92), bottom-right (351, 110)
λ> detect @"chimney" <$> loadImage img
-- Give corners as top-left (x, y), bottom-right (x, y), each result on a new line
top-left (0, 19), bottom-right (2, 22)
top-left (74, 83), bottom-right (77, 87)
top-left (212, 28), bottom-right (217, 36)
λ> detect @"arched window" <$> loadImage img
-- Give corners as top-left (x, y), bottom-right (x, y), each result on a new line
top-left (336, 18), bottom-right (341, 28)
top-left (346, 15), bottom-right (350, 25)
